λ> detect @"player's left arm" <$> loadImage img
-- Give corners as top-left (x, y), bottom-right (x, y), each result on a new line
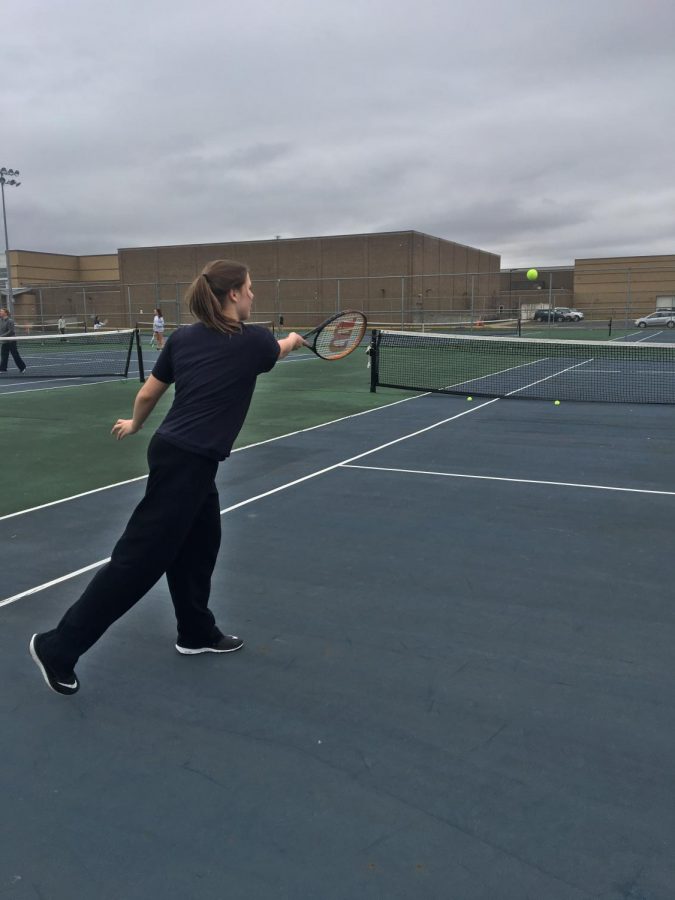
top-left (111, 375), bottom-right (170, 440)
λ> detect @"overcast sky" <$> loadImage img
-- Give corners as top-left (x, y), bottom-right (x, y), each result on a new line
top-left (3, 0), bottom-right (674, 268)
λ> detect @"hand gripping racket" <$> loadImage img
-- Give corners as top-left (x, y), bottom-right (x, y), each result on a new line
top-left (301, 310), bottom-right (367, 360)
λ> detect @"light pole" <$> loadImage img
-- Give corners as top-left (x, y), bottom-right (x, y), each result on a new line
top-left (0, 167), bottom-right (21, 315)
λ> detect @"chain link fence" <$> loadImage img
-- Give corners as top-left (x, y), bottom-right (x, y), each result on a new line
top-left (11, 283), bottom-right (124, 334)
top-left (9, 267), bottom-right (675, 337)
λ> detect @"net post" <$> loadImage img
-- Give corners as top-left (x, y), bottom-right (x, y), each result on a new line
top-left (123, 328), bottom-right (135, 378)
top-left (135, 327), bottom-right (145, 382)
top-left (608, 317), bottom-right (612, 338)
top-left (369, 329), bottom-right (379, 392)
top-left (517, 317), bottom-right (522, 337)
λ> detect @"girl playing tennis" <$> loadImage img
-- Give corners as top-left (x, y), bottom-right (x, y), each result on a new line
top-left (152, 307), bottom-right (165, 349)
top-left (30, 260), bottom-right (305, 695)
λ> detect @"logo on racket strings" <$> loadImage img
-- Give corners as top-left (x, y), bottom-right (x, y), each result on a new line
top-left (328, 319), bottom-right (357, 352)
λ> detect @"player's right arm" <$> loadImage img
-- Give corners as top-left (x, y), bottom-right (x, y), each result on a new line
top-left (277, 332), bottom-right (306, 359)
top-left (111, 375), bottom-right (170, 440)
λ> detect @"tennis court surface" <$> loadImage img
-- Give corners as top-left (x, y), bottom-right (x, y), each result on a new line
top-left (2, 362), bottom-right (675, 897)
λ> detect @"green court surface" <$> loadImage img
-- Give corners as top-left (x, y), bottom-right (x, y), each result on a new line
top-left (0, 350), bottom-right (413, 517)
top-left (521, 325), bottom-right (619, 341)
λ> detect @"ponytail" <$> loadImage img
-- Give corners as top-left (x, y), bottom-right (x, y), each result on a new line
top-left (185, 259), bottom-right (248, 335)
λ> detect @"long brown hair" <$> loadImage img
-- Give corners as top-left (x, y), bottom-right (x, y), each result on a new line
top-left (185, 259), bottom-right (248, 335)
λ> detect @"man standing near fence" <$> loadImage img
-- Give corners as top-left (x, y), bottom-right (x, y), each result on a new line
top-left (0, 307), bottom-right (27, 374)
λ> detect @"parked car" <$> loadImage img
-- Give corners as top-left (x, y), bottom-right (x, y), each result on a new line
top-left (532, 307), bottom-right (584, 322)
top-left (533, 307), bottom-right (566, 322)
top-left (556, 307), bottom-right (584, 322)
top-left (634, 310), bottom-right (675, 328)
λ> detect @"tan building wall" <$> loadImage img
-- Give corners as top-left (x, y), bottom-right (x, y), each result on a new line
top-left (9, 240), bottom-right (675, 331)
top-left (410, 234), bottom-right (502, 318)
top-left (574, 255), bottom-right (675, 318)
top-left (11, 250), bottom-right (119, 286)
top-left (6, 251), bottom-right (120, 331)
top-left (78, 254), bottom-right (119, 282)
top-left (119, 231), bottom-right (501, 327)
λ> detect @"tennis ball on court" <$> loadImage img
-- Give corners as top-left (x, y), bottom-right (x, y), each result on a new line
top-left (554, 400), bottom-right (560, 406)
top-left (527, 268), bottom-right (539, 281)
top-left (467, 396), bottom-right (473, 401)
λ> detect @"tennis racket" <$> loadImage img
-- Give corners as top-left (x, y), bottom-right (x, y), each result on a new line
top-left (301, 310), bottom-right (367, 360)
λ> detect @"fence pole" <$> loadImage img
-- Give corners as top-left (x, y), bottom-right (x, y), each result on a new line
top-left (625, 269), bottom-right (632, 330)
top-left (401, 277), bottom-right (405, 328)
top-left (470, 275), bottom-right (475, 330)
top-left (82, 288), bottom-right (88, 331)
top-left (547, 272), bottom-right (554, 330)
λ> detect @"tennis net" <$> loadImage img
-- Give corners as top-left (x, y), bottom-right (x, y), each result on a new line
top-left (26, 321), bottom-right (88, 336)
top-left (0, 329), bottom-right (141, 380)
top-left (369, 319), bottom-right (521, 337)
top-left (136, 320), bottom-right (275, 345)
top-left (369, 330), bottom-right (675, 404)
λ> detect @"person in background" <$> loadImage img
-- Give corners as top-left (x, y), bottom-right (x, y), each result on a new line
top-left (58, 315), bottom-right (66, 341)
top-left (0, 307), bottom-right (27, 374)
top-left (153, 307), bottom-right (165, 350)
top-left (93, 316), bottom-right (103, 330)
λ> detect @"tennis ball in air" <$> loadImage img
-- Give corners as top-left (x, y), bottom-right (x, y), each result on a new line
top-left (467, 396), bottom-right (473, 401)
top-left (526, 268), bottom-right (539, 281)
top-left (554, 400), bottom-right (560, 406)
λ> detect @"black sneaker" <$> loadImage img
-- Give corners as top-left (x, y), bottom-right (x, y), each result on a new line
top-left (29, 634), bottom-right (80, 695)
top-left (175, 634), bottom-right (244, 655)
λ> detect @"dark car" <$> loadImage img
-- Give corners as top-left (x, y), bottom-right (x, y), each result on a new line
top-left (533, 307), bottom-right (567, 322)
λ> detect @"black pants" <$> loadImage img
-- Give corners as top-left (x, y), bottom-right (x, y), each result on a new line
top-left (0, 340), bottom-right (26, 372)
top-left (40, 434), bottom-right (223, 669)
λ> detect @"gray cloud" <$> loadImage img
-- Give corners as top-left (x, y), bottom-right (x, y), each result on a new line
top-left (4, 0), bottom-right (674, 266)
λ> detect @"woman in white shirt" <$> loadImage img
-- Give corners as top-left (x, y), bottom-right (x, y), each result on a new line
top-left (153, 307), bottom-right (165, 349)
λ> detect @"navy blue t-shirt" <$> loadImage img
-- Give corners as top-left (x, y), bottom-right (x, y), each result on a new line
top-left (152, 323), bottom-right (279, 461)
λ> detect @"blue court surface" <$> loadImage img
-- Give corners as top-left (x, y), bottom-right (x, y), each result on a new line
top-left (2, 391), bottom-right (675, 899)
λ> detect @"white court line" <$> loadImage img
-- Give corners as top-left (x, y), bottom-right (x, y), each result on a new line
top-left (0, 392), bottom-right (424, 523)
top-left (0, 396), bottom-right (496, 607)
top-left (0, 377), bottom-right (129, 396)
top-left (506, 357), bottom-right (593, 394)
top-left (341, 464), bottom-right (675, 497)
top-left (623, 330), bottom-right (665, 341)
top-left (0, 475), bottom-right (152, 521)
top-left (0, 356), bottom-right (310, 394)
top-left (449, 354), bottom-right (594, 397)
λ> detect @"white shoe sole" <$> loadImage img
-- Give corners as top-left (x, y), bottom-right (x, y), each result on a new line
top-left (29, 634), bottom-right (78, 694)
top-left (175, 642), bottom-right (243, 655)
top-left (30, 634), bottom-right (57, 691)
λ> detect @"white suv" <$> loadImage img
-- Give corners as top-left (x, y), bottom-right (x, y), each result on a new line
top-left (557, 307), bottom-right (584, 322)
top-left (635, 311), bottom-right (675, 328)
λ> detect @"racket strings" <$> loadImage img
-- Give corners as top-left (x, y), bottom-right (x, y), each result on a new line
top-left (313, 314), bottom-right (366, 359)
